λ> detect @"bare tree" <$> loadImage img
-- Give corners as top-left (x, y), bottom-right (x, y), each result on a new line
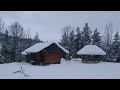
top-left (60, 25), bottom-right (74, 59)
top-left (26, 29), bottom-right (32, 39)
top-left (102, 23), bottom-right (113, 60)
top-left (8, 21), bottom-right (25, 62)
top-left (60, 25), bottom-right (74, 49)
top-left (33, 32), bottom-right (40, 43)
top-left (9, 22), bottom-right (25, 38)
top-left (61, 25), bottom-right (73, 37)
top-left (103, 23), bottom-right (113, 46)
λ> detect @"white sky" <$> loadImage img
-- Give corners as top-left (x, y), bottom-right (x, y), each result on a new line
top-left (0, 11), bottom-right (120, 42)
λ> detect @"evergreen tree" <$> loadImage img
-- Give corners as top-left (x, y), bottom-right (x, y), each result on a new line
top-left (75, 27), bottom-right (82, 50)
top-left (69, 30), bottom-right (76, 57)
top-left (112, 32), bottom-right (120, 59)
top-left (81, 23), bottom-right (92, 48)
top-left (74, 27), bottom-right (82, 57)
top-left (91, 28), bottom-right (101, 47)
top-left (1, 29), bottom-right (12, 62)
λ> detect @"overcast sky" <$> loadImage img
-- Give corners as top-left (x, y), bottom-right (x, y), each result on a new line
top-left (0, 11), bottom-right (120, 42)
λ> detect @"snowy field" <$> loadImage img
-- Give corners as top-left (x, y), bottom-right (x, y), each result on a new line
top-left (0, 59), bottom-right (120, 79)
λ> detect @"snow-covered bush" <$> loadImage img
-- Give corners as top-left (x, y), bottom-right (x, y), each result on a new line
top-left (0, 60), bottom-right (4, 64)
top-left (0, 54), bottom-right (5, 64)
top-left (60, 58), bottom-right (67, 64)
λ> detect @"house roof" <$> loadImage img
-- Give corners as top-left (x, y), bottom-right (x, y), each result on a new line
top-left (77, 45), bottom-right (106, 55)
top-left (21, 42), bottom-right (69, 55)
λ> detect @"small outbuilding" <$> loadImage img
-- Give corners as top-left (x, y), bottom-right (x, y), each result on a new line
top-left (21, 42), bottom-right (69, 65)
top-left (77, 45), bottom-right (106, 63)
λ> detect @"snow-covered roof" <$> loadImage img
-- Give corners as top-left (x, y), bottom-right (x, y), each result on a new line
top-left (21, 42), bottom-right (69, 55)
top-left (77, 45), bottom-right (106, 55)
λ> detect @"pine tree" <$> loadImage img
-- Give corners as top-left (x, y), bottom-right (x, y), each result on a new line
top-left (1, 29), bottom-right (12, 62)
top-left (112, 32), bottom-right (120, 59)
top-left (75, 27), bottom-right (82, 50)
top-left (91, 28), bottom-right (101, 47)
top-left (74, 27), bottom-right (82, 57)
top-left (81, 23), bottom-right (92, 48)
top-left (69, 30), bottom-right (76, 57)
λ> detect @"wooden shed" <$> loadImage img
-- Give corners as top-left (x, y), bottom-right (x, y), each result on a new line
top-left (77, 45), bottom-right (106, 63)
top-left (21, 42), bottom-right (69, 65)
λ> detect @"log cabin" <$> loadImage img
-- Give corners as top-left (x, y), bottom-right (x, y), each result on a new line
top-left (77, 45), bottom-right (106, 63)
top-left (21, 42), bottom-right (69, 65)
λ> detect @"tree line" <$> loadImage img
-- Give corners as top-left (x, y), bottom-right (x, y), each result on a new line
top-left (60, 23), bottom-right (120, 62)
top-left (0, 18), bottom-right (120, 63)
top-left (0, 18), bottom-right (44, 63)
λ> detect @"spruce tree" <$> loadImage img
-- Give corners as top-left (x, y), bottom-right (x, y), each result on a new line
top-left (1, 29), bottom-right (12, 62)
top-left (81, 23), bottom-right (92, 48)
top-left (91, 28), bottom-right (101, 47)
top-left (69, 30), bottom-right (76, 57)
top-left (75, 27), bottom-right (82, 50)
top-left (112, 32), bottom-right (120, 59)
top-left (74, 27), bottom-right (82, 57)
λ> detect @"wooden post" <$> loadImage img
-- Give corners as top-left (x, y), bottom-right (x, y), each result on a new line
top-left (36, 53), bottom-right (38, 64)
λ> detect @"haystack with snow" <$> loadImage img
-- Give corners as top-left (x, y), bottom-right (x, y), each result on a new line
top-left (77, 45), bottom-right (106, 63)
top-left (77, 45), bottom-right (106, 55)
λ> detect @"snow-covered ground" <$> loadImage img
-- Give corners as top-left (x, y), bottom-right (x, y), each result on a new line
top-left (0, 59), bottom-right (120, 79)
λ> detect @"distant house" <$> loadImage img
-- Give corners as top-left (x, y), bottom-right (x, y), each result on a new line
top-left (77, 45), bottom-right (106, 63)
top-left (21, 42), bottom-right (69, 65)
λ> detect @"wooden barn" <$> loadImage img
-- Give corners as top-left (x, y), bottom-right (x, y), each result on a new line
top-left (77, 45), bottom-right (106, 63)
top-left (21, 42), bottom-right (69, 65)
